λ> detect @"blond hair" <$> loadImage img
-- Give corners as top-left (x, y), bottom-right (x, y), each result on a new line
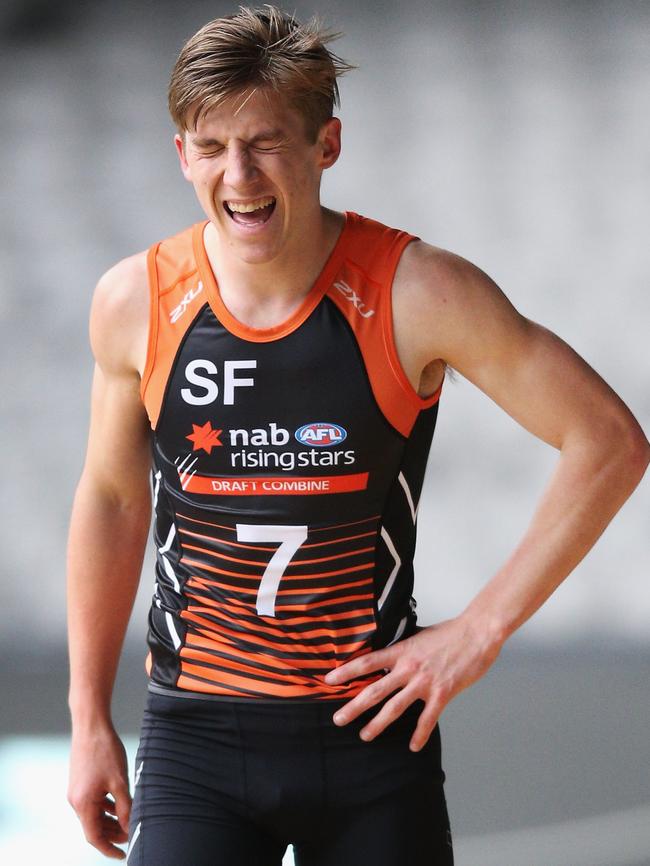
top-left (168, 5), bottom-right (355, 142)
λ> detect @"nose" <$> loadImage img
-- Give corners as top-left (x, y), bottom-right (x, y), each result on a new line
top-left (223, 142), bottom-right (258, 189)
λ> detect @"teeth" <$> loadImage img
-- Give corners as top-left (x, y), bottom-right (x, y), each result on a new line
top-left (227, 197), bottom-right (275, 213)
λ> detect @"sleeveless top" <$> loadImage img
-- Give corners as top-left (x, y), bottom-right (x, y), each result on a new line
top-left (139, 210), bottom-right (442, 700)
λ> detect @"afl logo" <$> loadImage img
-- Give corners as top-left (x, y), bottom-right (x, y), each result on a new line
top-left (295, 422), bottom-right (347, 447)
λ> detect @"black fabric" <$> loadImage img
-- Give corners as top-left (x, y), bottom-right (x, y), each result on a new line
top-left (145, 293), bottom-right (440, 697)
top-left (127, 690), bottom-right (454, 865)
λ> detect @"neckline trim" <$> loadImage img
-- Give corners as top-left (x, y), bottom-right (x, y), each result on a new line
top-left (192, 211), bottom-right (352, 343)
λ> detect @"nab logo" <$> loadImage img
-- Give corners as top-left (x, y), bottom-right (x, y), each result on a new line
top-left (295, 422), bottom-right (347, 447)
top-left (170, 282), bottom-right (204, 323)
top-left (186, 421), bottom-right (223, 454)
top-left (333, 280), bottom-right (375, 318)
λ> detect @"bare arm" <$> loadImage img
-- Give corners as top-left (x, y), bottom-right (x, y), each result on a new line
top-left (400, 242), bottom-right (650, 635)
top-left (324, 241), bottom-right (650, 747)
top-left (67, 252), bottom-right (150, 859)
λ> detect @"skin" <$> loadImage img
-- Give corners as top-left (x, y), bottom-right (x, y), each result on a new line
top-left (67, 84), bottom-right (650, 858)
top-left (174, 87), bottom-right (346, 318)
top-left (67, 253), bottom-right (151, 858)
top-left (325, 244), bottom-right (650, 749)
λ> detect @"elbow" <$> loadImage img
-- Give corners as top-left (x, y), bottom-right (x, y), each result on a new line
top-left (626, 426), bottom-right (650, 482)
top-left (567, 410), bottom-right (650, 490)
top-left (607, 415), bottom-right (650, 488)
top-left (76, 466), bottom-right (152, 518)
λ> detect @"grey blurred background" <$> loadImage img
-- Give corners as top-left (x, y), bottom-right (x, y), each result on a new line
top-left (1, 0), bottom-right (649, 864)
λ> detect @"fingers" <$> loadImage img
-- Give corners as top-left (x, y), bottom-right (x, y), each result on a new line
top-left (330, 670), bottom-right (445, 751)
top-left (79, 806), bottom-right (128, 859)
top-left (324, 645), bottom-right (396, 685)
top-left (354, 688), bottom-right (420, 742)
top-left (68, 729), bottom-right (132, 858)
top-left (352, 689), bottom-right (441, 751)
top-left (332, 670), bottom-right (402, 726)
top-left (69, 787), bottom-right (131, 860)
top-left (408, 700), bottom-right (440, 752)
top-left (324, 629), bottom-right (457, 750)
top-left (112, 782), bottom-right (133, 835)
top-left (100, 811), bottom-right (129, 844)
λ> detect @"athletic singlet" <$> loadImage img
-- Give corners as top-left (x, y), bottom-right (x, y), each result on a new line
top-left (139, 210), bottom-right (442, 700)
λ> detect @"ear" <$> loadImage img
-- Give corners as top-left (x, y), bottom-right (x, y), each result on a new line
top-left (316, 117), bottom-right (342, 170)
top-left (174, 133), bottom-right (193, 182)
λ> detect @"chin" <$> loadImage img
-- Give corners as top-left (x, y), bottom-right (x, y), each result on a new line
top-left (208, 210), bottom-right (286, 265)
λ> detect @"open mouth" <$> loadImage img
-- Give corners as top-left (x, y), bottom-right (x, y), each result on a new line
top-left (224, 196), bottom-right (276, 226)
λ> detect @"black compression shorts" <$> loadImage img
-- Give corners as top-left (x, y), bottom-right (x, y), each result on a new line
top-left (126, 689), bottom-right (454, 865)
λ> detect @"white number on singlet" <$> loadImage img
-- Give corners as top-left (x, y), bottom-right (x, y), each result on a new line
top-left (236, 524), bottom-right (308, 617)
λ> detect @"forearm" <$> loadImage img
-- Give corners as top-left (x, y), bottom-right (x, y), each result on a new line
top-left (461, 427), bottom-right (649, 646)
top-left (67, 475), bottom-right (151, 730)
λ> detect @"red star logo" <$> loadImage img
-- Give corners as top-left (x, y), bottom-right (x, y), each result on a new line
top-left (186, 421), bottom-right (223, 454)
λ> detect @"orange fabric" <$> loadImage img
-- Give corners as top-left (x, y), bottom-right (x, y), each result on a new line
top-left (179, 609), bottom-right (371, 655)
top-left (180, 541), bottom-right (374, 567)
top-left (140, 225), bottom-right (207, 429)
top-left (178, 526), bottom-right (376, 550)
top-left (192, 215), bottom-right (352, 343)
top-left (182, 471), bottom-right (369, 495)
top-left (323, 213), bottom-right (442, 437)
top-left (212, 597), bottom-right (373, 625)
top-left (139, 212), bottom-right (440, 697)
top-left (180, 555), bottom-right (374, 584)
top-left (176, 667), bottom-right (376, 699)
top-left (185, 603), bottom-right (373, 640)
top-left (140, 212), bottom-right (441, 435)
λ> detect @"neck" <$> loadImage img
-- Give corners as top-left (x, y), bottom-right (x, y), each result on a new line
top-left (204, 206), bottom-right (345, 302)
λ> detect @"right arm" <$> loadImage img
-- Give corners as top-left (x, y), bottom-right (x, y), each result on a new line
top-left (66, 252), bottom-right (151, 860)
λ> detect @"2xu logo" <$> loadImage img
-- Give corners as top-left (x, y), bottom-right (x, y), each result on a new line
top-left (295, 422), bottom-right (347, 447)
top-left (170, 282), bottom-right (204, 323)
top-left (333, 279), bottom-right (375, 318)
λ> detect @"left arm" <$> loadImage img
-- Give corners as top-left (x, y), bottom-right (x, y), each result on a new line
top-left (324, 242), bottom-right (649, 750)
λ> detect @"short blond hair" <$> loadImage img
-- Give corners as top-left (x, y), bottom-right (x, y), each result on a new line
top-left (168, 4), bottom-right (355, 142)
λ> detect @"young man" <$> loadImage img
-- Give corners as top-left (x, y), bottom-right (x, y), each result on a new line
top-left (66, 6), bottom-right (649, 865)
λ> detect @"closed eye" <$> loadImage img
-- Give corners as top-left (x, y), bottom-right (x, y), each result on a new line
top-left (250, 134), bottom-right (288, 152)
top-left (195, 147), bottom-right (225, 158)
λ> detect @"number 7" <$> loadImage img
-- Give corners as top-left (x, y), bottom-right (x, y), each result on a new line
top-left (236, 524), bottom-right (308, 617)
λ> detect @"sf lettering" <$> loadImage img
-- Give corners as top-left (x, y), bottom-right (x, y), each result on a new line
top-left (181, 359), bottom-right (256, 405)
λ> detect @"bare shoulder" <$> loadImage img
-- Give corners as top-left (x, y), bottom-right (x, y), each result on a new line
top-left (394, 238), bottom-right (525, 331)
top-left (89, 250), bottom-right (149, 377)
top-left (395, 237), bottom-right (473, 297)
top-left (393, 238), bottom-right (530, 368)
top-left (393, 238), bottom-right (649, 456)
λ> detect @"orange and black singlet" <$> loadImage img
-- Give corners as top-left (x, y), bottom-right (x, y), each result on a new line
top-left (139, 211), bottom-right (442, 701)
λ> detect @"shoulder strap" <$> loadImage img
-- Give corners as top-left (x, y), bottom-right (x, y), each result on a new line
top-left (326, 213), bottom-right (441, 438)
top-left (140, 224), bottom-right (206, 429)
